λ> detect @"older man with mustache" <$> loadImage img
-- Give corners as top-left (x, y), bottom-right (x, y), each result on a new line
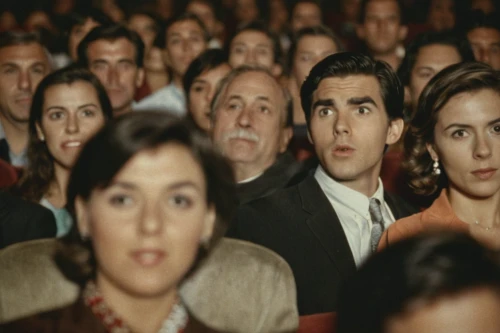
top-left (211, 65), bottom-right (302, 205)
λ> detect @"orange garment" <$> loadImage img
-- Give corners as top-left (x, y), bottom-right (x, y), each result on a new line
top-left (378, 189), bottom-right (468, 250)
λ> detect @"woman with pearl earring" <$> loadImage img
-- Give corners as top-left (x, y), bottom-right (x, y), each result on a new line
top-left (379, 61), bottom-right (500, 250)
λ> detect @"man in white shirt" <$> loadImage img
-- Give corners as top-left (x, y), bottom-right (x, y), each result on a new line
top-left (0, 31), bottom-right (52, 167)
top-left (227, 52), bottom-right (418, 315)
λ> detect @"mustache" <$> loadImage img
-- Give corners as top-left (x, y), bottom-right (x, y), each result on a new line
top-left (222, 128), bottom-right (260, 142)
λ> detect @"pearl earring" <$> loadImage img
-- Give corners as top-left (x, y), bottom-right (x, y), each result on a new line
top-left (432, 160), bottom-right (441, 175)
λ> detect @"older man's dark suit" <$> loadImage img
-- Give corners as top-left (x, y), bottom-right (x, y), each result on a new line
top-left (227, 175), bottom-right (418, 315)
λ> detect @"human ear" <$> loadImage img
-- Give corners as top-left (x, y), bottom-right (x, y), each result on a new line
top-left (279, 127), bottom-right (293, 153)
top-left (135, 68), bottom-right (145, 88)
top-left (385, 118), bottom-right (404, 145)
top-left (200, 204), bottom-right (216, 245)
top-left (398, 25), bottom-right (408, 41)
top-left (426, 143), bottom-right (439, 161)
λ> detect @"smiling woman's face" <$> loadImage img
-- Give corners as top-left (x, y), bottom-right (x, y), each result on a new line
top-left (75, 143), bottom-right (215, 299)
top-left (37, 81), bottom-right (106, 170)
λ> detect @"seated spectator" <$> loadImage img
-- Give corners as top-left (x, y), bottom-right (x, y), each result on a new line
top-left (424, 0), bottom-right (457, 32)
top-left (126, 9), bottom-right (166, 100)
top-left (183, 49), bottom-right (231, 133)
top-left (380, 62), bottom-right (500, 250)
top-left (286, 25), bottom-right (343, 160)
top-left (66, 8), bottom-right (113, 63)
top-left (1, 112), bottom-right (237, 332)
top-left (464, 10), bottom-right (500, 70)
top-left (356, 0), bottom-right (408, 70)
top-left (337, 232), bottom-right (500, 333)
top-left (13, 66), bottom-right (113, 237)
top-left (211, 65), bottom-right (302, 205)
top-left (77, 24), bottom-right (145, 117)
top-left (289, 0), bottom-right (323, 33)
top-left (0, 31), bottom-right (52, 168)
top-left (185, 0), bottom-right (224, 48)
top-left (227, 21), bottom-right (283, 77)
top-left (134, 13), bottom-right (209, 115)
top-left (227, 53), bottom-right (417, 315)
top-left (471, 0), bottom-right (497, 14)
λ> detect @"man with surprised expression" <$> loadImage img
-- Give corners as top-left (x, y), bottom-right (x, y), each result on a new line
top-left (211, 66), bottom-right (301, 205)
top-left (77, 24), bottom-right (145, 117)
top-left (0, 31), bottom-right (51, 167)
top-left (227, 53), bottom-right (417, 315)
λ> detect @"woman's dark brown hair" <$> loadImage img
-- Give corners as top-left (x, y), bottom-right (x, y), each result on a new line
top-left (56, 112), bottom-right (237, 286)
top-left (404, 61), bottom-right (500, 195)
top-left (14, 65), bottom-right (113, 203)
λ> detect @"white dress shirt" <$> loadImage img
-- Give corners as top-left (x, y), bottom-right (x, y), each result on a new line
top-left (133, 82), bottom-right (186, 116)
top-left (314, 166), bottom-right (395, 267)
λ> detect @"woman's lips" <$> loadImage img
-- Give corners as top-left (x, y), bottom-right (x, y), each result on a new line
top-left (130, 250), bottom-right (166, 267)
top-left (471, 168), bottom-right (497, 180)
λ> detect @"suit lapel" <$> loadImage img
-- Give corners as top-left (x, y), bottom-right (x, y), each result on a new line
top-left (299, 177), bottom-right (357, 278)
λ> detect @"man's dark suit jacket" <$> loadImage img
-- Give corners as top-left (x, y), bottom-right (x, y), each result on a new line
top-left (0, 192), bottom-right (56, 249)
top-left (227, 175), bottom-right (418, 315)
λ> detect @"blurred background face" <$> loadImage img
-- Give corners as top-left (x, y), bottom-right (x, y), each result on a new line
top-left (229, 30), bottom-right (275, 69)
top-left (468, 27), bottom-right (500, 70)
top-left (128, 14), bottom-right (158, 54)
top-left (408, 43), bottom-right (461, 116)
top-left (292, 35), bottom-right (338, 88)
top-left (0, 43), bottom-right (50, 124)
top-left (471, 0), bottom-right (496, 14)
top-left (186, 1), bottom-right (217, 37)
top-left (358, 0), bottom-right (405, 54)
top-left (69, 18), bottom-right (100, 61)
top-left (165, 19), bottom-right (208, 79)
top-left (87, 38), bottom-right (144, 116)
top-left (234, 0), bottom-right (259, 24)
top-left (291, 2), bottom-right (322, 32)
top-left (0, 11), bottom-right (18, 32)
top-left (76, 143), bottom-right (215, 299)
top-left (188, 63), bottom-right (231, 132)
top-left (427, 0), bottom-right (455, 31)
top-left (38, 81), bottom-right (106, 170)
top-left (385, 288), bottom-right (500, 333)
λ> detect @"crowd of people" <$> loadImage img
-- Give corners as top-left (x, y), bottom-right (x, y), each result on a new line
top-left (1, 0), bottom-right (500, 332)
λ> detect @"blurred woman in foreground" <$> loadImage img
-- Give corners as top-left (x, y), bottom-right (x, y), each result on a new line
top-left (3, 112), bottom-right (236, 332)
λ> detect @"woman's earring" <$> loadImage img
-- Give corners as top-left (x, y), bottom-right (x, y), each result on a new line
top-left (432, 159), bottom-right (441, 175)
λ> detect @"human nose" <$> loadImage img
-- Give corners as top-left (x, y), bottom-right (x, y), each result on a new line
top-left (236, 105), bottom-right (252, 127)
top-left (139, 201), bottom-right (162, 235)
top-left (245, 50), bottom-right (257, 64)
top-left (65, 113), bottom-right (79, 134)
top-left (106, 67), bottom-right (119, 87)
top-left (334, 111), bottom-right (350, 135)
top-left (474, 134), bottom-right (492, 159)
top-left (18, 70), bottom-right (32, 91)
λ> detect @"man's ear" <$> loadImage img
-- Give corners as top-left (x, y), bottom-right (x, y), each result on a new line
top-left (35, 123), bottom-right (45, 141)
top-left (398, 25), bottom-right (408, 42)
top-left (279, 126), bottom-right (293, 153)
top-left (136, 68), bottom-right (145, 88)
top-left (426, 143), bottom-right (439, 161)
top-left (386, 118), bottom-right (404, 145)
top-left (271, 63), bottom-right (283, 78)
top-left (307, 128), bottom-right (313, 145)
top-left (75, 197), bottom-right (90, 238)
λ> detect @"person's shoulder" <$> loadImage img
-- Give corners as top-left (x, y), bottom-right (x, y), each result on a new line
top-left (378, 211), bottom-right (425, 250)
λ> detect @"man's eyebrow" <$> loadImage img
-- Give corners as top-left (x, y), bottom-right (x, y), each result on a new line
top-left (312, 98), bottom-right (335, 111)
top-left (347, 96), bottom-right (378, 108)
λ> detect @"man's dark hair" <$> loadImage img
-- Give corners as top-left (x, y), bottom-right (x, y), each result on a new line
top-left (462, 9), bottom-right (500, 34)
top-left (183, 49), bottom-right (228, 97)
top-left (0, 30), bottom-right (46, 50)
top-left (397, 30), bottom-right (475, 87)
top-left (300, 52), bottom-right (404, 127)
top-left (337, 232), bottom-right (500, 333)
top-left (67, 7), bottom-right (113, 32)
top-left (227, 20), bottom-right (283, 66)
top-left (358, 0), bottom-right (407, 25)
top-left (287, 25), bottom-right (344, 74)
top-left (77, 24), bottom-right (145, 68)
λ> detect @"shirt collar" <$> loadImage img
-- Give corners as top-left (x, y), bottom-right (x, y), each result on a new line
top-left (314, 165), bottom-right (386, 217)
